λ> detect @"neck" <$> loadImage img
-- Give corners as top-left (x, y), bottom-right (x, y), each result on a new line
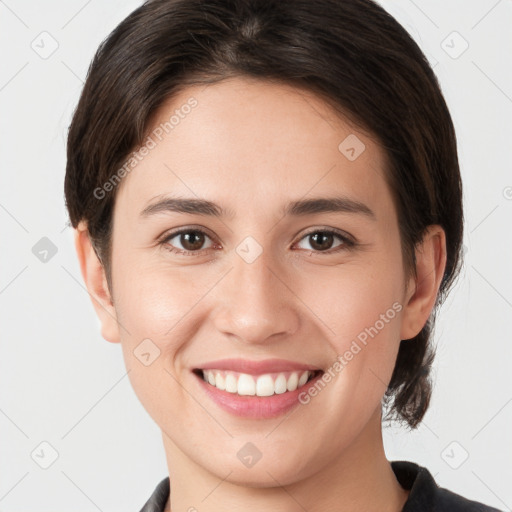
top-left (162, 407), bottom-right (409, 512)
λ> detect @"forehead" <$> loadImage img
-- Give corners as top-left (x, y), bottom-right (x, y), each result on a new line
top-left (115, 76), bottom-right (392, 219)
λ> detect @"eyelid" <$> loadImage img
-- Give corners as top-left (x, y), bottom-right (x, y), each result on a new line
top-left (158, 225), bottom-right (217, 243)
top-left (295, 226), bottom-right (355, 246)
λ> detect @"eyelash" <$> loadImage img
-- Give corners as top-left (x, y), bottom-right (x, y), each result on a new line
top-left (159, 227), bottom-right (356, 257)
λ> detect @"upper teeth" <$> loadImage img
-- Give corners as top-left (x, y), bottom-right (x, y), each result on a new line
top-left (201, 370), bottom-right (312, 396)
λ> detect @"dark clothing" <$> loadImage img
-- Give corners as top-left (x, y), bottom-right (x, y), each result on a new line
top-left (139, 460), bottom-right (503, 511)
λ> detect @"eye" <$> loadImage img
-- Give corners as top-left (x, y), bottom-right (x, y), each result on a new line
top-left (161, 228), bottom-right (215, 256)
top-left (294, 229), bottom-right (354, 253)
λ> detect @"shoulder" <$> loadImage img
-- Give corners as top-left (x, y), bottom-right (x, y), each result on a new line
top-left (391, 460), bottom-right (504, 512)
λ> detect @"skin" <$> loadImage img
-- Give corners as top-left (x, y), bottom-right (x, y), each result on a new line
top-left (75, 76), bottom-right (446, 511)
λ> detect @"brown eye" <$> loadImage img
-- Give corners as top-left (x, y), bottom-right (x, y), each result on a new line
top-left (162, 229), bottom-right (214, 255)
top-left (308, 232), bottom-right (336, 251)
top-left (178, 231), bottom-right (206, 251)
top-left (295, 230), bottom-right (353, 253)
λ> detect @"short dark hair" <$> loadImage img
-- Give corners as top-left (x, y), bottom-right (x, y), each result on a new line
top-left (64, 0), bottom-right (464, 429)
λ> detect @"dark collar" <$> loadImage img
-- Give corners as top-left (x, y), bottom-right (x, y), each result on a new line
top-left (391, 460), bottom-right (436, 511)
top-left (391, 460), bottom-right (502, 511)
top-left (139, 476), bottom-right (169, 512)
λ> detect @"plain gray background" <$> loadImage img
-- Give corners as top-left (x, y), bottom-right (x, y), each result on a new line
top-left (1, 1), bottom-right (511, 510)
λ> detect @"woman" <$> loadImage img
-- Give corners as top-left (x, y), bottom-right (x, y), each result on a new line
top-left (64, 0), bottom-right (502, 510)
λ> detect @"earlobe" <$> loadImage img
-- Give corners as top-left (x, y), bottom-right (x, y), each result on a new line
top-left (74, 221), bottom-right (121, 344)
top-left (400, 226), bottom-right (447, 341)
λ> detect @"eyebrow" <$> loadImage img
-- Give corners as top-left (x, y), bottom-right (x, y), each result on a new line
top-left (140, 195), bottom-right (376, 220)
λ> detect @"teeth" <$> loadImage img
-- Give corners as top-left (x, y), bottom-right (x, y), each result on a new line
top-left (256, 374), bottom-right (275, 396)
top-left (298, 371), bottom-right (309, 387)
top-left (275, 374), bottom-right (288, 394)
top-left (215, 372), bottom-right (225, 391)
top-left (287, 372), bottom-right (299, 391)
top-left (201, 369), bottom-right (314, 396)
top-left (225, 373), bottom-right (237, 393)
top-left (238, 374), bottom-right (256, 395)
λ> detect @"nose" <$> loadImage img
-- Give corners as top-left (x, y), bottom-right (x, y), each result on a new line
top-left (212, 245), bottom-right (300, 345)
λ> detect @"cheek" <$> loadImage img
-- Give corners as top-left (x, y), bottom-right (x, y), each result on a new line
top-left (115, 291), bottom-right (202, 417)
top-left (113, 256), bottom-right (209, 341)
top-left (301, 254), bottom-right (404, 346)
top-left (302, 252), bottom-right (405, 404)
top-left (111, 259), bottom-right (212, 415)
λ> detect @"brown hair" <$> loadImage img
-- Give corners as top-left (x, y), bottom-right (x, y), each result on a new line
top-left (64, 0), bottom-right (463, 429)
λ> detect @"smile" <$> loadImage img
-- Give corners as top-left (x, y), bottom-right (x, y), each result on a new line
top-left (199, 369), bottom-right (320, 397)
top-left (192, 358), bottom-right (325, 419)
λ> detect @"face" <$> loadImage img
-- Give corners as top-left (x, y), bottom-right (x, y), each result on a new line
top-left (91, 77), bottom-right (426, 485)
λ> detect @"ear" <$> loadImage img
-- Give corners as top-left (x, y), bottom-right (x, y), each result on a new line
top-left (74, 221), bottom-right (120, 344)
top-left (400, 225), bottom-right (447, 340)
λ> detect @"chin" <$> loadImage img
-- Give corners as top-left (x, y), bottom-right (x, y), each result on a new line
top-left (205, 451), bottom-right (316, 488)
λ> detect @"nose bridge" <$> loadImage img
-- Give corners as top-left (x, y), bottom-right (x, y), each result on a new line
top-left (212, 238), bottom-right (299, 344)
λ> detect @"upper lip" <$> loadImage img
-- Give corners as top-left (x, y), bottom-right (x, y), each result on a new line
top-left (196, 358), bottom-right (323, 375)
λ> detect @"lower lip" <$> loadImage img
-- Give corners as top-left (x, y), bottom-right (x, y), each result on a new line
top-left (194, 371), bottom-right (323, 419)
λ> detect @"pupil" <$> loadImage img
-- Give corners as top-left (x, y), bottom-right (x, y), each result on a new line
top-left (310, 232), bottom-right (333, 251)
top-left (182, 232), bottom-right (204, 250)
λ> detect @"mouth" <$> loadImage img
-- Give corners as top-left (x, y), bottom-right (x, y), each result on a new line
top-left (191, 358), bottom-right (325, 418)
top-left (193, 368), bottom-right (323, 397)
